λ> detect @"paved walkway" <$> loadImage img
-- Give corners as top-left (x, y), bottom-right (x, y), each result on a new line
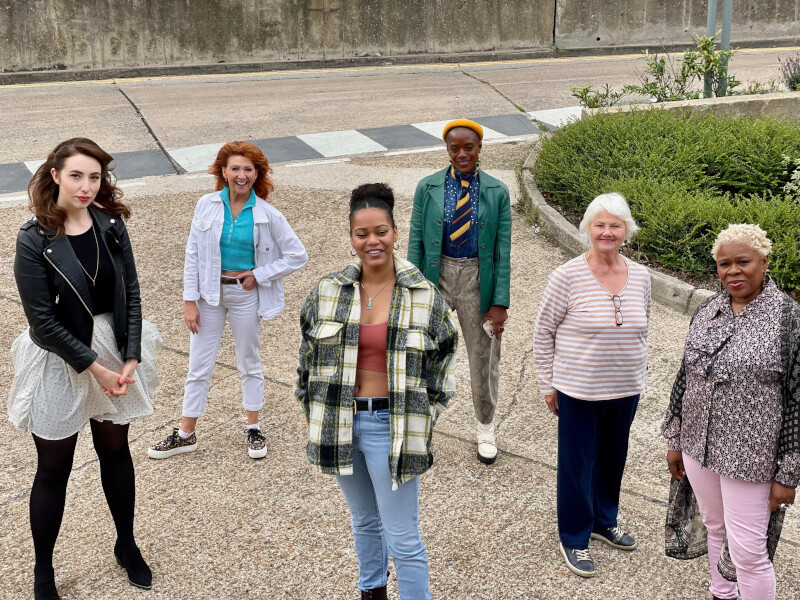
top-left (0, 140), bottom-right (798, 599)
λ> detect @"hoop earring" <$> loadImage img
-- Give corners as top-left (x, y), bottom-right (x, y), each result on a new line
top-left (394, 241), bottom-right (400, 251)
top-left (350, 247), bottom-right (357, 257)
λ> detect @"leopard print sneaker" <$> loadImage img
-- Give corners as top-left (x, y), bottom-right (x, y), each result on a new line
top-left (246, 427), bottom-right (267, 459)
top-left (148, 427), bottom-right (198, 459)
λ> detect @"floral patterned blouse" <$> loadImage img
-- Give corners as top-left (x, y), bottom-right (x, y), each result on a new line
top-left (662, 279), bottom-right (800, 488)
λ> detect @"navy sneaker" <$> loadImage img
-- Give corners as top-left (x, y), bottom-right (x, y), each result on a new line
top-left (559, 542), bottom-right (596, 577)
top-left (590, 526), bottom-right (637, 550)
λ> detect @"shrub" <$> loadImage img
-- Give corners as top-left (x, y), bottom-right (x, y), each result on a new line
top-left (779, 54), bottom-right (800, 91)
top-left (533, 110), bottom-right (800, 294)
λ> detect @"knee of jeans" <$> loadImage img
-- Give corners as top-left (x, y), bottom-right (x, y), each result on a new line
top-left (350, 511), bottom-right (382, 532)
top-left (728, 536), bottom-right (771, 571)
top-left (385, 533), bottom-right (426, 560)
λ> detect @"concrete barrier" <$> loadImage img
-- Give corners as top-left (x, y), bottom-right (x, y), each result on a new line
top-left (555, 0), bottom-right (800, 49)
top-left (0, 0), bottom-right (554, 73)
top-left (2, 1), bottom-right (799, 77)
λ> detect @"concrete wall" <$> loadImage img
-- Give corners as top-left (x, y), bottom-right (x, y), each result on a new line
top-left (0, 0), bottom-right (554, 72)
top-left (555, 0), bottom-right (800, 49)
top-left (1, 1), bottom-right (798, 74)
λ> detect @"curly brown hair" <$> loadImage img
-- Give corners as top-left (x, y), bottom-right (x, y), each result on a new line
top-left (28, 138), bottom-right (130, 236)
top-left (209, 141), bottom-right (274, 200)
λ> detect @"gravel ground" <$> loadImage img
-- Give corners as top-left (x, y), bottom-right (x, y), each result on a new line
top-left (0, 156), bottom-right (798, 600)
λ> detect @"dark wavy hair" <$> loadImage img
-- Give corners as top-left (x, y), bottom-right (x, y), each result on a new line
top-left (349, 183), bottom-right (395, 232)
top-left (28, 138), bottom-right (129, 236)
top-left (209, 141), bottom-right (274, 200)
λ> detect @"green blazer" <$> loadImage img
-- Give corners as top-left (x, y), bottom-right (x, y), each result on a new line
top-left (407, 167), bottom-right (511, 313)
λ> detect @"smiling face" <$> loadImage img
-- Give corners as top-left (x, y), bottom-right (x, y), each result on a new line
top-left (222, 154), bottom-right (257, 198)
top-left (350, 207), bottom-right (398, 270)
top-left (445, 127), bottom-right (482, 174)
top-left (51, 153), bottom-right (102, 214)
top-left (715, 241), bottom-right (768, 307)
top-left (588, 209), bottom-right (627, 254)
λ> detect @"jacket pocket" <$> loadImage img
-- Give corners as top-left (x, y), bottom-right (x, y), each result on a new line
top-left (405, 329), bottom-right (435, 389)
top-left (310, 321), bottom-right (344, 377)
top-left (192, 218), bottom-right (215, 246)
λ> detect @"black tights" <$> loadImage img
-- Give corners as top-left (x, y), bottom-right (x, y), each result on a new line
top-left (30, 420), bottom-right (137, 582)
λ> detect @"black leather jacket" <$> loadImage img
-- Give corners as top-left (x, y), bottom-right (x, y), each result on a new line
top-left (14, 207), bottom-right (142, 373)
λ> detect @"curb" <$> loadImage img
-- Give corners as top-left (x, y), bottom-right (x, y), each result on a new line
top-left (518, 144), bottom-right (714, 315)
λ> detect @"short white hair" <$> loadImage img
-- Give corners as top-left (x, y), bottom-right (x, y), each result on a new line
top-left (579, 193), bottom-right (639, 242)
top-left (711, 223), bottom-right (772, 260)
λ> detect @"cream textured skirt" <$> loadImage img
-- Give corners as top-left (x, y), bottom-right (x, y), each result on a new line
top-left (7, 313), bottom-right (161, 440)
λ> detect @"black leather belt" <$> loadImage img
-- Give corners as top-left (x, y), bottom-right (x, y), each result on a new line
top-left (354, 397), bottom-right (389, 413)
top-left (221, 275), bottom-right (239, 285)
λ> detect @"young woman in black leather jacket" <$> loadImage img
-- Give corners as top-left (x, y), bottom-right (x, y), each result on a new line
top-left (8, 138), bottom-right (161, 600)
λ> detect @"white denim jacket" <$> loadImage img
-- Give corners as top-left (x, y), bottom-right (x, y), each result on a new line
top-left (183, 191), bottom-right (308, 320)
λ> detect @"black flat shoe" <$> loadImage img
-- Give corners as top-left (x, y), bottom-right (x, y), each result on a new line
top-left (33, 578), bottom-right (60, 600)
top-left (114, 546), bottom-right (152, 590)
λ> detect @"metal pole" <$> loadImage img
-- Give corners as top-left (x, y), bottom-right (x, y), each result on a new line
top-left (718, 0), bottom-right (733, 95)
top-left (704, 0), bottom-right (718, 97)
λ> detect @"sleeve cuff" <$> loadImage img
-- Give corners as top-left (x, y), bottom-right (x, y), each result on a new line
top-left (183, 291), bottom-right (200, 302)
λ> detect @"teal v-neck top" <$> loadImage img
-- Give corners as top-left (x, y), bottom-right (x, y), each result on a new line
top-left (219, 187), bottom-right (256, 271)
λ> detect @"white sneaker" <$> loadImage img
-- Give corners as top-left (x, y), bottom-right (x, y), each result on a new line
top-left (476, 420), bottom-right (497, 465)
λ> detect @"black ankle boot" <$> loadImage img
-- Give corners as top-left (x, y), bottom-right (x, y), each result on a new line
top-left (114, 543), bottom-right (152, 590)
top-left (360, 586), bottom-right (388, 600)
top-left (33, 578), bottom-right (60, 600)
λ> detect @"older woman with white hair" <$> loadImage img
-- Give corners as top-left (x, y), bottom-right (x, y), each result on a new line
top-left (534, 192), bottom-right (651, 578)
top-left (662, 224), bottom-right (799, 600)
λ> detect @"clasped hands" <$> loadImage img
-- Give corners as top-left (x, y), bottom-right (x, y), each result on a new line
top-left (89, 358), bottom-right (137, 398)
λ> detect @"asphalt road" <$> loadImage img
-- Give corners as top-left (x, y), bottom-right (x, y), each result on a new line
top-left (0, 46), bottom-right (795, 166)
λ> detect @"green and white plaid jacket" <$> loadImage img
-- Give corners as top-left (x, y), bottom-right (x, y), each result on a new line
top-left (295, 254), bottom-right (458, 489)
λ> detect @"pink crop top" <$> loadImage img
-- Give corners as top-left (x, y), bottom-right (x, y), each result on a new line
top-left (357, 322), bottom-right (388, 373)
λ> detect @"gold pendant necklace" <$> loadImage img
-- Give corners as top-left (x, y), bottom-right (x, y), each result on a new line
top-left (77, 223), bottom-right (100, 286)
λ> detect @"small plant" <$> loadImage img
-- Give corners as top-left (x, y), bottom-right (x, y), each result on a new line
top-left (571, 33), bottom-right (756, 108)
top-left (569, 83), bottom-right (628, 108)
top-left (779, 54), bottom-right (800, 91)
top-left (691, 33), bottom-right (739, 96)
top-left (736, 80), bottom-right (779, 95)
top-left (625, 48), bottom-right (701, 102)
top-left (781, 154), bottom-right (800, 200)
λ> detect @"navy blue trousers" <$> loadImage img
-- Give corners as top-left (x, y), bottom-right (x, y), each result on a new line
top-left (556, 391), bottom-right (639, 550)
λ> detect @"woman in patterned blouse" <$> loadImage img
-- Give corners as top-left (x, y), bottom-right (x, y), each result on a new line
top-left (662, 224), bottom-right (799, 600)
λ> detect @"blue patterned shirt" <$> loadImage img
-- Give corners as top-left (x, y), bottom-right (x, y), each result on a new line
top-left (219, 186), bottom-right (256, 271)
top-left (442, 167), bottom-right (479, 258)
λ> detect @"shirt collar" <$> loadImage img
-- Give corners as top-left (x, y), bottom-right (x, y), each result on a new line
top-left (710, 277), bottom-right (778, 319)
top-left (220, 186), bottom-right (256, 209)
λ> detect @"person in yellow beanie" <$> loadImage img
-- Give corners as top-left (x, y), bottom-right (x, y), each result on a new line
top-left (407, 119), bottom-right (511, 465)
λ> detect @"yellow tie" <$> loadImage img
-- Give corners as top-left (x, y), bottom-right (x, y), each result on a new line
top-left (449, 168), bottom-right (472, 244)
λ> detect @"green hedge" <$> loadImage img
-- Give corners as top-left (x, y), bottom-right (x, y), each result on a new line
top-left (533, 109), bottom-right (800, 294)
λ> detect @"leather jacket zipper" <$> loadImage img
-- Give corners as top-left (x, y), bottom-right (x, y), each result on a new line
top-left (44, 251), bottom-right (93, 320)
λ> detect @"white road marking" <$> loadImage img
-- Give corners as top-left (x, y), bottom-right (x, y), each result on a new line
top-left (167, 142), bottom-right (225, 173)
top-left (296, 130), bottom-right (387, 157)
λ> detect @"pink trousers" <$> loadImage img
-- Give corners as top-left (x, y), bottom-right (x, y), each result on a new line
top-left (683, 454), bottom-right (775, 600)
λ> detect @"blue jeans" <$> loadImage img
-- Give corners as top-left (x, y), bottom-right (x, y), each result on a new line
top-left (335, 408), bottom-right (432, 600)
top-left (556, 391), bottom-right (639, 550)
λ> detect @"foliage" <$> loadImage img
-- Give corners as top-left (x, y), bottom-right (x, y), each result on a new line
top-left (779, 54), bottom-right (800, 91)
top-left (569, 34), bottom-right (770, 108)
top-left (568, 83), bottom-right (629, 108)
top-left (533, 109), bottom-right (800, 293)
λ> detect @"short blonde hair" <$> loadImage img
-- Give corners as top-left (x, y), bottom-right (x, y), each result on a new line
top-left (579, 193), bottom-right (639, 242)
top-left (711, 223), bottom-right (773, 260)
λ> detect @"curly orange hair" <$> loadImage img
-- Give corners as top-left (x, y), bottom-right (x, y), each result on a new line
top-left (209, 141), bottom-right (274, 200)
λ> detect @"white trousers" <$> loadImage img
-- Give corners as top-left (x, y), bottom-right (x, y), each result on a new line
top-left (182, 283), bottom-right (264, 418)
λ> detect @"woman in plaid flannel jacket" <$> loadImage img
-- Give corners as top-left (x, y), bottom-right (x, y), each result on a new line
top-left (295, 183), bottom-right (458, 600)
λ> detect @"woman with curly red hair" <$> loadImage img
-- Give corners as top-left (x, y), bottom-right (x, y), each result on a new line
top-left (149, 141), bottom-right (307, 460)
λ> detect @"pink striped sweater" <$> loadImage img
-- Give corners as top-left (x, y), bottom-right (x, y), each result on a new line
top-left (534, 253), bottom-right (651, 401)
